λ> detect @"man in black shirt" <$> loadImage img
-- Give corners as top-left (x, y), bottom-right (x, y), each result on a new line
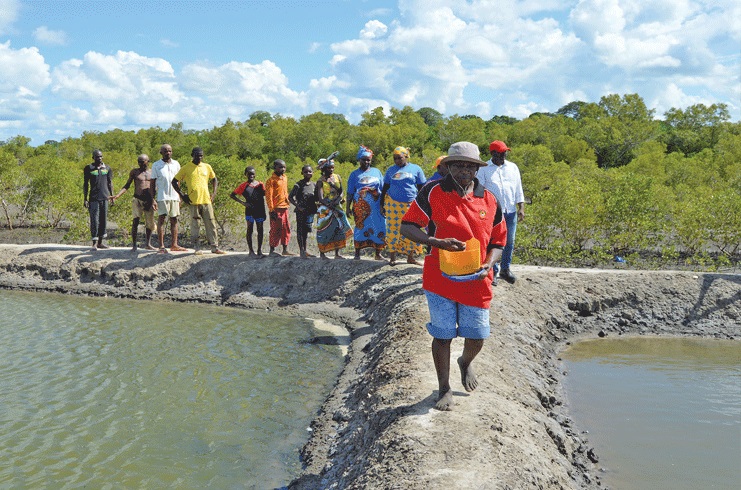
top-left (83, 149), bottom-right (113, 250)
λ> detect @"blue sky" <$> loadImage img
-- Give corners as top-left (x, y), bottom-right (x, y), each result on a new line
top-left (1, 0), bottom-right (739, 145)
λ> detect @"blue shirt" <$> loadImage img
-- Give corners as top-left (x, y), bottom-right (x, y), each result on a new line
top-left (383, 163), bottom-right (426, 202)
top-left (348, 167), bottom-right (384, 200)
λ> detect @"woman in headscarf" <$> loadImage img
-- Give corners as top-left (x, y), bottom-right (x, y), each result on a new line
top-left (346, 146), bottom-right (386, 260)
top-left (380, 146), bottom-right (426, 265)
top-left (315, 156), bottom-right (352, 259)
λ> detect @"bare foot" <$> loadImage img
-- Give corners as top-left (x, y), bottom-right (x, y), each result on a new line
top-left (97, 244), bottom-right (110, 250)
top-left (375, 254), bottom-right (386, 261)
top-left (305, 253), bottom-right (316, 258)
top-left (435, 388), bottom-right (454, 411)
top-left (157, 248), bottom-right (168, 254)
top-left (145, 244), bottom-right (157, 251)
top-left (457, 357), bottom-right (479, 392)
top-left (407, 256), bottom-right (421, 265)
top-left (248, 251), bottom-right (256, 258)
top-left (131, 245), bottom-right (138, 251)
top-left (269, 251), bottom-right (282, 257)
top-left (334, 254), bottom-right (345, 260)
top-left (170, 245), bottom-right (188, 252)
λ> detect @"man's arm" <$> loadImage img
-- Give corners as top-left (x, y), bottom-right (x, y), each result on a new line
top-left (400, 222), bottom-right (465, 252)
top-left (107, 167), bottom-right (114, 197)
top-left (211, 176), bottom-right (218, 203)
top-left (171, 178), bottom-right (190, 204)
top-left (112, 171), bottom-right (135, 201)
top-left (82, 167), bottom-right (90, 208)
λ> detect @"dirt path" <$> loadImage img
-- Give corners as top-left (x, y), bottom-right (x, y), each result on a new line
top-left (1, 244), bottom-right (738, 489)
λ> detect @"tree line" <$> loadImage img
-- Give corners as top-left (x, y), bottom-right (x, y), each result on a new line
top-left (1, 93), bottom-right (739, 269)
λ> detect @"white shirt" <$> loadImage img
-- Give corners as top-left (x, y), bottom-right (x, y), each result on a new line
top-left (151, 158), bottom-right (181, 201)
top-left (477, 159), bottom-right (524, 214)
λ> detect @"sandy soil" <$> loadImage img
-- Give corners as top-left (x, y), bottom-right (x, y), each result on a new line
top-left (0, 243), bottom-right (738, 489)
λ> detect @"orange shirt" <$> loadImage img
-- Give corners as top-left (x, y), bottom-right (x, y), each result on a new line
top-left (265, 173), bottom-right (289, 211)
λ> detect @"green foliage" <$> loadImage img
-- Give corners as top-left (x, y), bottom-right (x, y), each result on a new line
top-left (438, 115), bottom-right (486, 149)
top-left (600, 171), bottom-right (669, 254)
top-left (2, 93), bottom-right (738, 270)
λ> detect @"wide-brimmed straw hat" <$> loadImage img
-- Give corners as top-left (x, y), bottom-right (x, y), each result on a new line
top-left (440, 141), bottom-right (486, 167)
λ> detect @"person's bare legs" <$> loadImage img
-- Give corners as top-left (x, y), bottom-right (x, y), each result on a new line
top-left (246, 221), bottom-right (255, 256)
top-left (256, 222), bottom-right (264, 257)
top-left (169, 217), bottom-right (187, 251)
top-left (157, 214), bottom-right (167, 249)
top-left (389, 251), bottom-right (397, 266)
top-left (145, 226), bottom-right (155, 250)
top-left (131, 217), bottom-right (140, 250)
top-left (457, 338), bottom-right (484, 392)
top-left (432, 338), bottom-right (453, 411)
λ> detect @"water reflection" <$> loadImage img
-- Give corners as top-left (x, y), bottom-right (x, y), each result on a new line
top-left (561, 337), bottom-right (741, 490)
top-left (0, 289), bottom-right (344, 488)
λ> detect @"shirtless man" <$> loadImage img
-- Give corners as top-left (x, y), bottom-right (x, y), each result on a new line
top-left (111, 154), bottom-right (157, 250)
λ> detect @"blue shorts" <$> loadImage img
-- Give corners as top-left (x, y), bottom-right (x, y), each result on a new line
top-left (424, 290), bottom-right (490, 340)
top-left (245, 216), bottom-right (266, 224)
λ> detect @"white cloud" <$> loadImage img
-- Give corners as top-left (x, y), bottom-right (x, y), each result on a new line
top-left (360, 20), bottom-right (388, 39)
top-left (180, 59), bottom-right (304, 109)
top-left (1, 0), bottom-right (739, 144)
top-left (0, 41), bottom-right (51, 93)
top-left (160, 38), bottom-right (179, 48)
top-left (32, 26), bottom-right (68, 46)
top-left (0, 41), bottom-right (50, 121)
top-left (51, 50), bottom-right (184, 127)
top-left (0, 0), bottom-right (19, 35)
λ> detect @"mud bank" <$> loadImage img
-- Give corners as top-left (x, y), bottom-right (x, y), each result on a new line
top-left (1, 244), bottom-right (739, 489)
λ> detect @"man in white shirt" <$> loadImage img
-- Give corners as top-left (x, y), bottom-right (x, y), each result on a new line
top-left (150, 144), bottom-right (187, 253)
top-left (477, 140), bottom-right (525, 284)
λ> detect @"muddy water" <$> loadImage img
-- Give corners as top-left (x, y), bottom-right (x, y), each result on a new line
top-left (0, 289), bottom-right (344, 488)
top-left (561, 337), bottom-right (741, 490)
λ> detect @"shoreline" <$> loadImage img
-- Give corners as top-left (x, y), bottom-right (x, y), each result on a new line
top-left (1, 244), bottom-right (739, 489)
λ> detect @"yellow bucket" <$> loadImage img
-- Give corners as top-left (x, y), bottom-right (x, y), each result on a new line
top-left (439, 238), bottom-right (481, 276)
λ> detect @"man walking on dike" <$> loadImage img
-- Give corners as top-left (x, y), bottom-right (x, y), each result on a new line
top-left (265, 159), bottom-right (293, 256)
top-left (151, 144), bottom-right (187, 254)
top-left (83, 149), bottom-right (113, 251)
top-left (477, 140), bottom-right (525, 284)
top-left (173, 147), bottom-right (226, 255)
top-left (111, 154), bottom-right (157, 251)
top-left (401, 141), bottom-right (506, 411)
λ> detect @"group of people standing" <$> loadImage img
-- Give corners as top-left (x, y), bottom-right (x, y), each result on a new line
top-left (86, 144), bottom-right (225, 254)
top-left (82, 141), bottom-right (525, 279)
top-left (83, 139), bottom-right (526, 411)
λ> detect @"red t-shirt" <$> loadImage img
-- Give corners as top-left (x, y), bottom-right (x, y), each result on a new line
top-left (402, 176), bottom-right (507, 308)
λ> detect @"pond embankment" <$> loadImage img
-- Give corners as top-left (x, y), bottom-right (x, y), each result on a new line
top-left (1, 244), bottom-right (738, 489)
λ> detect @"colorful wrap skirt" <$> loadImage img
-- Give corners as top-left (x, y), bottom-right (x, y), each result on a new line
top-left (316, 205), bottom-right (352, 253)
top-left (352, 188), bottom-right (386, 251)
top-left (384, 195), bottom-right (424, 255)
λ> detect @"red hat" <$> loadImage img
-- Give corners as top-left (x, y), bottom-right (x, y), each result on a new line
top-left (489, 140), bottom-right (510, 153)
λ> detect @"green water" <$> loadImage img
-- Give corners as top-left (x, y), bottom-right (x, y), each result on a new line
top-left (0, 289), bottom-right (344, 489)
top-left (561, 337), bottom-right (741, 490)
